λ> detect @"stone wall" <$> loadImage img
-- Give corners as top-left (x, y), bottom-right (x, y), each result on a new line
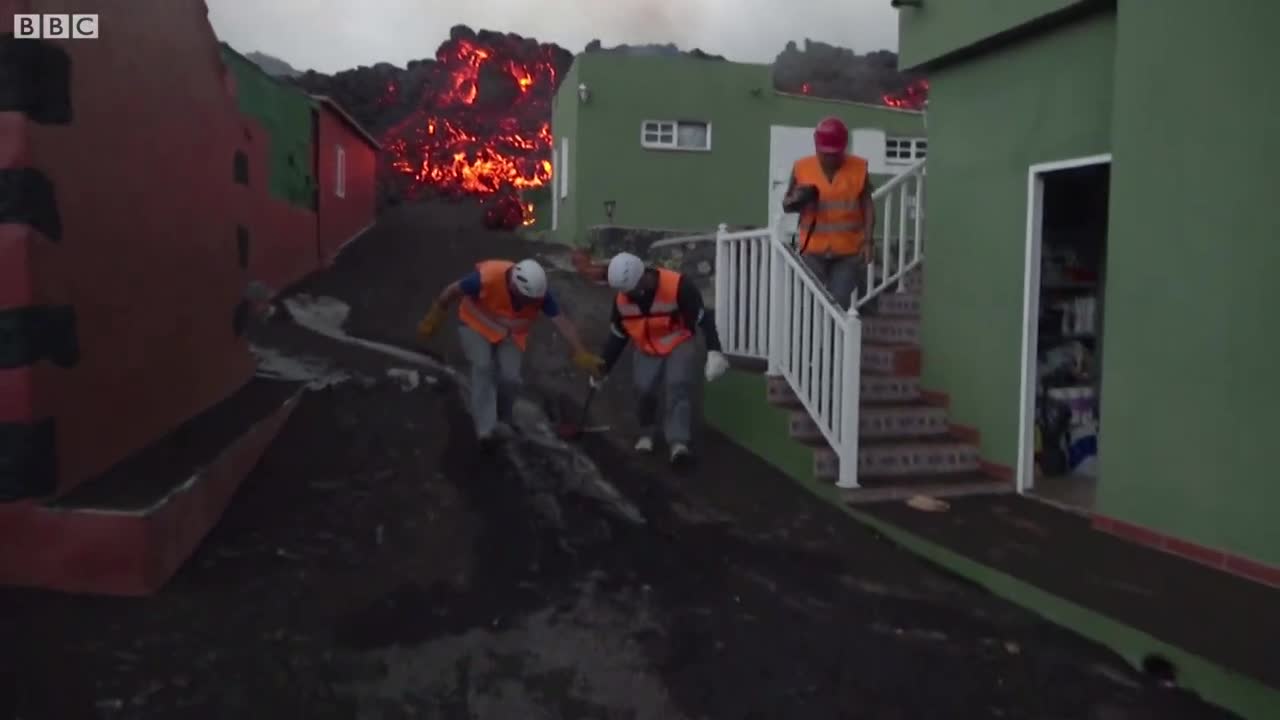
top-left (586, 224), bottom-right (754, 309)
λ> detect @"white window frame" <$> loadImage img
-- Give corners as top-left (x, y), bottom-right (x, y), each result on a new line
top-left (885, 136), bottom-right (927, 164)
top-left (640, 120), bottom-right (712, 152)
top-left (559, 136), bottom-right (569, 199)
top-left (335, 145), bottom-right (346, 198)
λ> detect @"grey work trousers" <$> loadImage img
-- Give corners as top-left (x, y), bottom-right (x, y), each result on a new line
top-left (458, 325), bottom-right (523, 438)
top-left (801, 253), bottom-right (867, 312)
top-left (631, 338), bottom-right (698, 446)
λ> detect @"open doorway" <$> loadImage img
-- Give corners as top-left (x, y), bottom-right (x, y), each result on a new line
top-left (1017, 155), bottom-right (1110, 511)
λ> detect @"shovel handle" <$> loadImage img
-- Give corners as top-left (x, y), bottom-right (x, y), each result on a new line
top-left (578, 385), bottom-right (597, 425)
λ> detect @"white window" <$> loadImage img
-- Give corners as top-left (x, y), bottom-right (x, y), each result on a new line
top-left (641, 120), bottom-right (711, 151)
top-left (886, 137), bottom-right (927, 163)
top-left (559, 137), bottom-right (569, 199)
top-left (335, 145), bottom-right (346, 198)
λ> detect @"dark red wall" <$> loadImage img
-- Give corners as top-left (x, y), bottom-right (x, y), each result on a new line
top-left (5, 0), bottom-right (256, 495)
top-left (316, 108), bottom-right (377, 266)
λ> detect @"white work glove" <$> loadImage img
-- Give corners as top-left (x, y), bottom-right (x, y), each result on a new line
top-left (704, 350), bottom-right (729, 382)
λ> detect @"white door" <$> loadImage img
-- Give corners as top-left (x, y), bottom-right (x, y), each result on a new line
top-left (768, 125), bottom-right (878, 232)
top-left (550, 147), bottom-right (559, 231)
top-left (768, 126), bottom-right (818, 234)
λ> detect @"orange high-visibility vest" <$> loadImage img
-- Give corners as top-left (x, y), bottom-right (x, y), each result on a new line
top-left (615, 268), bottom-right (694, 357)
top-left (458, 260), bottom-right (542, 350)
top-left (792, 154), bottom-right (869, 256)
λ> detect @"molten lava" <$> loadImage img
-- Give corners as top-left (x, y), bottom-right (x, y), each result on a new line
top-left (383, 31), bottom-right (568, 229)
top-left (883, 79), bottom-right (929, 110)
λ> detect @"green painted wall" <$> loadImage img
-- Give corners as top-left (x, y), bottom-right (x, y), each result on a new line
top-left (1096, 0), bottom-right (1280, 565)
top-left (550, 61), bottom-right (582, 245)
top-left (918, 13), bottom-right (1115, 469)
top-left (898, 0), bottom-right (1092, 70)
top-left (551, 54), bottom-right (924, 247)
top-left (221, 45), bottom-right (317, 209)
top-left (704, 369), bottom-right (816, 484)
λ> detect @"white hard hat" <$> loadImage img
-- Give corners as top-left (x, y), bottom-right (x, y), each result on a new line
top-left (607, 252), bottom-right (645, 292)
top-left (510, 259), bottom-right (548, 298)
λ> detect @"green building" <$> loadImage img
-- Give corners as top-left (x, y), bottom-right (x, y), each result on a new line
top-left (220, 44), bottom-right (318, 209)
top-left (897, 0), bottom-right (1279, 571)
top-left (548, 53), bottom-right (926, 247)
top-left (707, 0), bottom-right (1278, 585)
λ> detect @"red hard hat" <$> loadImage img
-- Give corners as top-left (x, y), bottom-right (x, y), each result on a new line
top-left (814, 117), bottom-right (849, 153)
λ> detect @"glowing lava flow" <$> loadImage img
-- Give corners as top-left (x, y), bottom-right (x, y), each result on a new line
top-left (383, 34), bottom-right (565, 228)
top-left (883, 79), bottom-right (929, 110)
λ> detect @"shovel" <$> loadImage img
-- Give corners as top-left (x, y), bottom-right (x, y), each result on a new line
top-left (556, 384), bottom-right (601, 440)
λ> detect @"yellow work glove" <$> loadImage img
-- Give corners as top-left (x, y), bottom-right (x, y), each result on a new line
top-left (416, 303), bottom-right (446, 341)
top-left (572, 350), bottom-right (606, 378)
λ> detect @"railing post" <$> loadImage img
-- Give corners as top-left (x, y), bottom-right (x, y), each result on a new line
top-left (836, 309), bottom-right (862, 489)
top-left (714, 223), bottom-right (728, 354)
top-left (896, 182), bottom-right (909, 293)
top-left (913, 172), bottom-right (925, 263)
top-left (767, 224), bottom-right (784, 375)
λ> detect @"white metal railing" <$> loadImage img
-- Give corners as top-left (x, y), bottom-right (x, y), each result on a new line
top-left (715, 221), bottom-right (863, 488)
top-left (712, 159), bottom-right (927, 490)
top-left (858, 158), bottom-right (926, 307)
top-left (713, 226), bottom-right (772, 361)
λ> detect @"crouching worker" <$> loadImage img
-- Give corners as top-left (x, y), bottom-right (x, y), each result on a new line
top-left (417, 259), bottom-right (604, 448)
top-left (595, 252), bottom-right (729, 465)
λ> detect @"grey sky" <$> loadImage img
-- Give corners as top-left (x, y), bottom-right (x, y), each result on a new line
top-left (206, 0), bottom-right (899, 74)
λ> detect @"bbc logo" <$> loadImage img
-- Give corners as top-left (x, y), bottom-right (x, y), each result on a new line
top-left (13, 14), bottom-right (100, 39)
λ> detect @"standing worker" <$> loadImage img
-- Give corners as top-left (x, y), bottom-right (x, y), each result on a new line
top-left (782, 116), bottom-right (877, 310)
top-left (594, 252), bottom-right (729, 465)
top-left (417, 258), bottom-right (604, 448)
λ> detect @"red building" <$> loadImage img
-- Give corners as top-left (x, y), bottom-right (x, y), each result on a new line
top-left (313, 96), bottom-right (380, 266)
top-left (0, 0), bottom-right (378, 595)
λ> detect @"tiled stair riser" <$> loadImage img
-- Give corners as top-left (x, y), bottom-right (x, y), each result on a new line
top-left (861, 375), bottom-right (920, 403)
top-left (859, 405), bottom-right (949, 439)
top-left (862, 316), bottom-right (920, 346)
top-left (873, 291), bottom-right (920, 318)
top-left (814, 442), bottom-right (982, 481)
top-left (789, 406), bottom-right (949, 442)
top-left (870, 267), bottom-right (921, 293)
top-left (770, 374), bottom-right (921, 405)
top-left (861, 345), bottom-right (920, 377)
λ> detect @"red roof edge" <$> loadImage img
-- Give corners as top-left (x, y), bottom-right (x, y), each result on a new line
top-left (310, 94), bottom-right (381, 150)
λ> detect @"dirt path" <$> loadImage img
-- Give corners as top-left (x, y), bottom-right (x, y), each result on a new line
top-left (0, 203), bottom-right (1238, 719)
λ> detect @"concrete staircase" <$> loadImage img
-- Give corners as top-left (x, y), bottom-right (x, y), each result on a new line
top-left (765, 269), bottom-right (1013, 503)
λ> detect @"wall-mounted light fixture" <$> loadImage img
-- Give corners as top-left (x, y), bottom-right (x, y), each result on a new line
top-left (890, 0), bottom-right (923, 7)
top-left (577, 82), bottom-right (591, 103)
top-left (603, 200), bottom-right (616, 222)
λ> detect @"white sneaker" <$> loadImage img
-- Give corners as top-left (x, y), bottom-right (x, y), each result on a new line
top-left (634, 436), bottom-right (654, 453)
top-left (669, 443), bottom-right (691, 464)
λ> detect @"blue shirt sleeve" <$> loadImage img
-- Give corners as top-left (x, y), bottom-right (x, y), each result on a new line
top-left (457, 271), bottom-right (482, 297)
top-left (540, 290), bottom-right (561, 318)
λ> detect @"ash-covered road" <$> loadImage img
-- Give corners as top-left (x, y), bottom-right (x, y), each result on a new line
top-left (0, 204), bottom-right (1236, 719)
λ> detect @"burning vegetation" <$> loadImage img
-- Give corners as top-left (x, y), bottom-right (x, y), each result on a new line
top-left (382, 27), bottom-right (572, 229)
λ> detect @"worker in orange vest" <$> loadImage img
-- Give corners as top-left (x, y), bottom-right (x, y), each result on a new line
top-left (593, 252), bottom-right (729, 465)
top-left (417, 258), bottom-right (604, 447)
top-left (782, 116), bottom-right (877, 310)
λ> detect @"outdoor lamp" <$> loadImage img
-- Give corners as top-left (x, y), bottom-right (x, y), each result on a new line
top-left (577, 83), bottom-right (591, 103)
top-left (604, 200), bottom-right (616, 221)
